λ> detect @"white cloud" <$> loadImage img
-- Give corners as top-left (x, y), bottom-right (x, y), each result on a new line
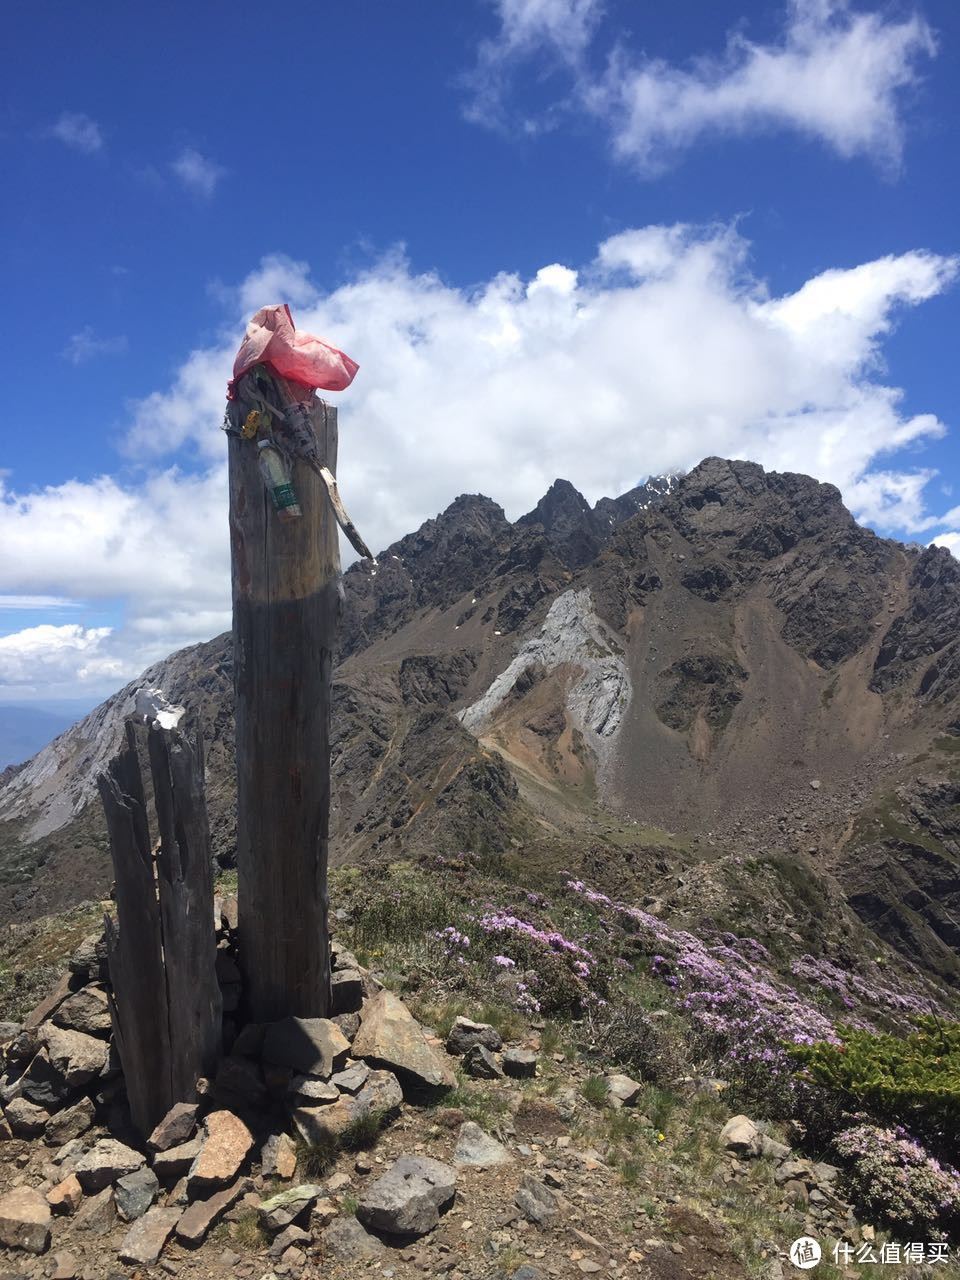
top-left (62, 327), bottom-right (128, 366)
top-left (0, 468), bottom-right (231, 700)
top-left (527, 263), bottom-right (579, 297)
top-left (125, 346), bottom-right (231, 459)
top-left (0, 625), bottom-right (122, 701)
top-left (117, 226), bottom-right (959, 550)
top-left (48, 112), bottom-right (103, 154)
top-left (0, 596), bottom-right (81, 610)
top-left (930, 532), bottom-right (960, 558)
top-left (464, 0), bottom-right (603, 127)
top-left (171, 148), bottom-right (226, 198)
top-left (467, 0), bottom-right (935, 172)
top-left (495, 0), bottom-right (601, 58)
top-left (2, 225), bottom-right (957, 700)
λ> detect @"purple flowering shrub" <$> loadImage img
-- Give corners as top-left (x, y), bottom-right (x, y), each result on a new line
top-left (471, 907), bottom-right (607, 1015)
top-left (562, 877), bottom-right (952, 1114)
top-left (834, 1123), bottom-right (960, 1239)
top-left (342, 858), bottom-right (611, 1015)
top-left (564, 877), bottom-right (841, 1100)
top-left (789, 953), bottom-right (946, 1023)
top-left (340, 858), bottom-right (955, 1135)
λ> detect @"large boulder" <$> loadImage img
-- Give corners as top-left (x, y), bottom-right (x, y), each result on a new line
top-left (0, 1186), bottom-right (52, 1254)
top-left (606, 1074), bottom-right (642, 1109)
top-left (75, 1139), bottom-right (145, 1193)
top-left (51, 987), bottom-right (112, 1039)
top-left (19, 1026), bottom-right (108, 1107)
top-left (257, 1184), bottom-right (324, 1235)
top-left (268, 1223), bottom-right (310, 1260)
top-left (446, 1017), bottom-right (503, 1055)
top-left (115, 1167), bottom-right (160, 1222)
top-left (261, 1132), bottom-right (298, 1179)
top-left (175, 1180), bottom-right (247, 1247)
top-left (463, 1044), bottom-right (502, 1079)
top-left (4, 1095), bottom-right (50, 1137)
top-left (720, 1115), bottom-right (762, 1158)
top-left (357, 1156), bottom-right (456, 1237)
top-left (46, 1174), bottom-right (82, 1217)
top-left (187, 1111), bottom-right (254, 1195)
top-left (330, 1062), bottom-right (370, 1094)
top-left (288, 1075), bottom-right (339, 1104)
top-left (262, 1017), bottom-right (350, 1079)
top-left (502, 1048), bottom-right (537, 1079)
top-left (41, 1025), bottom-right (109, 1089)
top-left (453, 1121), bottom-right (514, 1168)
top-left (118, 1205), bottom-right (181, 1266)
top-left (68, 933), bottom-right (109, 985)
top-left (331, 970), bottom-right (364, 1015)
top-left (44, 1097), bottom-right (95, 1146)
top-left (322, 1216), bottom-right (386, 1259)
top-left (352, 991), bottom-right (455, 1094)
top-left (73, 1185), bottom-right (116, 1233)
top-left (515, 1173), bottom-right (558, 1227)
top-left (760, 1133), bottom-right (792, 1162)
top-left (152, 1135), bottom-right (202, 1182)
top-left (147, 1101), bottom-right (198, 1152)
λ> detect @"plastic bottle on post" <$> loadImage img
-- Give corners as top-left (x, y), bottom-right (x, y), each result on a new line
top-left (257, 439), bottom-right (302, 522)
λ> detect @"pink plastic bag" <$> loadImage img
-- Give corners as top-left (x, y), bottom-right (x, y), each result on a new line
top-left (228, 304), bottom-right (358, 398)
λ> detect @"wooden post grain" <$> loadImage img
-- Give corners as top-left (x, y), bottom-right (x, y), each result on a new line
top-left (99, 723), bottom-right (171, 1137)
top-left (147, 724), bottom-right (222, 1101)
top-left (99, 720), bottom-right (221, 1136)
top-left (228, 396), bottom-right (338, 1022)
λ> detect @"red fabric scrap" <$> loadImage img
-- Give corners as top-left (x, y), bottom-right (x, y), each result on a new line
top-left (228, 303), bottom-right (358, 398)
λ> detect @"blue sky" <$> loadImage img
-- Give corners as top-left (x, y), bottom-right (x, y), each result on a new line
top-left (1, 0), bottom-right (958, 705)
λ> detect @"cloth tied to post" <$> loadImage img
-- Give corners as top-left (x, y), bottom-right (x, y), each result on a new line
top-left (224, 304), bottom-right (373, 561)
top-left (227, 303), bottom-right (358, 399)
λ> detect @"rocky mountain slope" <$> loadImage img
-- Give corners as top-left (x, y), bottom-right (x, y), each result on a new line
top-left (1, 458), bottom-right (959, 989)
top-left (2, 848), bottom-right (958, 1278)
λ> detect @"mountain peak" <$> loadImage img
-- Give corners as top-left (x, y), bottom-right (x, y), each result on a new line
top-left (518, 478), bottom-right (603, 568)
top-left (444, 491), bottom-right (507, 516)
top-left (593, 474), bottom-right (679, 527)
top-left (518, 478), bottom-right (592, 524)
top-left (681, 457), bottom-right (846, 514)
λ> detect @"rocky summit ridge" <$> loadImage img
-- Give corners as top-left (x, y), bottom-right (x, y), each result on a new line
top-left (2, 457), bottom-right (960, 994)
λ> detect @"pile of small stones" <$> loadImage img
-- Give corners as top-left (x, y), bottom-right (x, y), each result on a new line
top-left (0, 902), bottom-right (551, 1271)
top-left (719, 1115), bottom-right (870, 1246)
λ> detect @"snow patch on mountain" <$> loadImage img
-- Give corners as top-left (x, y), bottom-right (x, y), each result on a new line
top-left (459, 589), bottom-right (630, 740)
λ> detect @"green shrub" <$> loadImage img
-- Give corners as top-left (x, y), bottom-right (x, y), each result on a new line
top-left (790, 1018), bottom-right (960, 1155)
top-left (296, 1133), bottom-right (338, 1179)
top-left (340, 1108), bottom-right (388, 1151)
top-left (348, 864), bottom-right (457, 951)
top-left (581, 1075), bottom-right (609, 1107)
top-left (590, 999), bottom-right (688, 1087)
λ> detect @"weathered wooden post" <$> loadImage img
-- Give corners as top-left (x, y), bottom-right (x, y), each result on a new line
top-left (227, 387), bottom-right (341, 1023)
top-left (225, 306), bottom-right (368, 1023)
top-left (98, 718), bottom-right (222, 1136)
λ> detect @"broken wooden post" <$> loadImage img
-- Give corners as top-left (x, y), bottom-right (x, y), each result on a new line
top-left (228, 394), bottom-right (339, 1022)
top-left (98, 718), bottom-right (221, 1136)
top-left (147, 723), bottom-right (223, 1101)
